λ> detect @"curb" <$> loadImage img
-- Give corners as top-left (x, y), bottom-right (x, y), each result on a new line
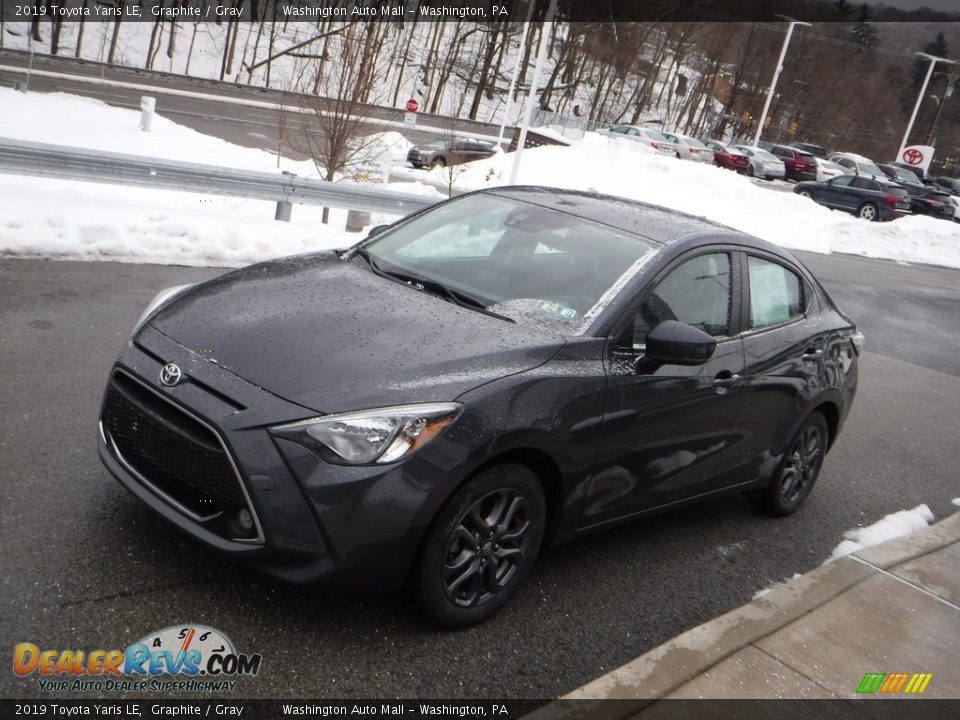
top-left (528, 512), bottom-right (960, 719)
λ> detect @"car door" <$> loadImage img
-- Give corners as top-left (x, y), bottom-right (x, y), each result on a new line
top-left (710, 252), bottom-right (822, 491)
top-left (819, 175), bottom-right (855, 208)
top-left (581, 251), bottom-right (746, 527)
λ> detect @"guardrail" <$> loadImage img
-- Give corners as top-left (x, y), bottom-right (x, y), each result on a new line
top-left (0, 137), bottom-right (438, 223)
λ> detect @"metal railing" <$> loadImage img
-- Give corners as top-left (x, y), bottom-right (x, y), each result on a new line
top-left (0, 138), bottom-right (438, 222)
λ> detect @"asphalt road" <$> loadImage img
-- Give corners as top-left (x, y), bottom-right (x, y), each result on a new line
top-left (1, 252), bottom-right (959, 699)
top-left (0, 50), bottom-right (500, 155)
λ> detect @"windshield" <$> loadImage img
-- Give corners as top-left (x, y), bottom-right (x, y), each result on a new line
top-left (362, 193), bottom-right (658, 334)
top-left (755, 149), bottom-right (779, 161)
top-left (686, 137), bottom-right (709, 148)
top-left (858, 160), bottom-right (884, 176)
top-left (894, 167), bottom-right (921, 183)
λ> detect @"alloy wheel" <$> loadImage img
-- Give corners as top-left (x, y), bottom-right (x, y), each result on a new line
top-left (442, 488), bottom-right (532, 608)
top-left (780, 425), bottom-right (823, 505)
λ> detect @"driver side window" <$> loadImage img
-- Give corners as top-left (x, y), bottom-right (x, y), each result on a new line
top-left (631, 253), bottom-right (731, 347)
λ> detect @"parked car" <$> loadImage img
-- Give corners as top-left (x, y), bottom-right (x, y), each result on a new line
top-left (661, 132), bottom-right (716, 163)
top-left (767, 145), bottom-right (818, 182)
top-left (407, 138), bottom-right (495, 169)
top-left (794, 175), bottom-right (911, 221)
top-left (99, 187), bottom-right (861, 627)
top-left (814, 158), bottom-right (851, 183)
top-left (878, 163), bottom-right (924, 188)
top-left (791, 142), bottom-right (828, 159)
top-left (891, 161), bottom-right (927, 181)
top-left (731, 145), bottom-right (786, 179)
top-left (828, 152), bottom-right (886, 180)
top-left (903, 184), bottom-right (956, 221)
top-left (929, 176), bottom-right (960, 194)
top-left (703, 139), bottom-right (751, 173)
top-left (598, 125), bottom-right (677, 156)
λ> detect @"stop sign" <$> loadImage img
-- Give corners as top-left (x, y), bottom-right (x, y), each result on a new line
top-left (406, 98), bottom-right (419, 113)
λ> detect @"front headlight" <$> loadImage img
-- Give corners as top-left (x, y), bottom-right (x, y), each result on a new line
top-left (269, 403), bottom-right (462, 465)
top-left (133, 284), bottom-right (196, 334)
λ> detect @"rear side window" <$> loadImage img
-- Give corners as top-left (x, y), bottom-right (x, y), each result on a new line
top-left (633, 253), bottom-right (731, 345)
top-left (748, 257), bottom-right (804, 329)
top-left (851, 177), bottom-right (878, 190)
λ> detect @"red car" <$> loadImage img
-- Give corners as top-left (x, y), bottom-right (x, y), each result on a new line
top-left (704, 140), bottom-right (750, 173)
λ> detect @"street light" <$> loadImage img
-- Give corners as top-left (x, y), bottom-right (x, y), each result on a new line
top-left (899, 52), bottom-right (957, 155)
top-left (753, 16), bottom-right (811, 147)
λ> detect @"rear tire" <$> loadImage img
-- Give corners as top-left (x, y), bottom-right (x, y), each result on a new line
top-left (756, 413), bottom-right (829, 517)
top-left (416, 464), bottom-right (546, 628)
top-left (747, 165), bottom-right (755, 178)
top-left (431, 157), bottom-right (447, 169)
top-left (858, 202), bottom-right (879, 221)
top-left (798, 189), bottom-right (813, 199)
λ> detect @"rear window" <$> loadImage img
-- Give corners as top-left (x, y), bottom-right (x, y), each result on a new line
top-left (686, 138), bottom-right (709, 148)
top-left (643, 129), bottom-right (669, 142)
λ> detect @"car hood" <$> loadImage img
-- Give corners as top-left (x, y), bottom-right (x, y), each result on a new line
top-left (148, 253), bottom-right (565, 414)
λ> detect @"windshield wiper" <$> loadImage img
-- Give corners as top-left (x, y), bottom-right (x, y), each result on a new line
top-left (360, 254), bottom-right (515, 323)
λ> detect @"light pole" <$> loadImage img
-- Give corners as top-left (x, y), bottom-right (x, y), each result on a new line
top-left (900, 52), bottom-right (957, 155)
top-left (497, 0), bottom-right (534, 149)
top-left (509, 0), bottom-right (558, 184)
top-left (753, 17), bottom-right (811, 147)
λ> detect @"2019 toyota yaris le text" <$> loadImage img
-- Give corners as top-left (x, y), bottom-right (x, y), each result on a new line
top-left (99, 188), bottom-right (861, 627)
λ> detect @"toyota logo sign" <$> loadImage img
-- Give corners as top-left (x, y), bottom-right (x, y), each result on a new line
top-left (160, 363), bottom-right (183, 387)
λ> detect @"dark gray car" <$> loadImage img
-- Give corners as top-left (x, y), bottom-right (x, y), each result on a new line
top-left (99, 188), bottom-right (861, 628)
top-left (407, 138), bottom-right (495, 169)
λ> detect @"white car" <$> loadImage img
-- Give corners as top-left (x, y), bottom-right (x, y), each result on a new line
top-left (814, 158), bottom-right (851, 183)
top-left (598, 125), bottom-right (677, 156)
top-left (828, 152), bottom-right (886, 180)
top-left (662, 132), bottom-right (716, 163)
top-left (732, 145), bottom-right (786, 179)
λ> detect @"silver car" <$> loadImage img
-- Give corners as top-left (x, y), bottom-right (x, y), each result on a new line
top-left (732, 145), bottom-right (786, 180)
top-left (662, 132), bottom-right (716, 164)
top-left (599, 125), bottom-right (677, 156)
top-left (815, 158), bottom-right (851, 183)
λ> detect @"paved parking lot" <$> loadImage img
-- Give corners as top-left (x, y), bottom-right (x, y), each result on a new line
top-left (1, 252), bottom-right (958, 699)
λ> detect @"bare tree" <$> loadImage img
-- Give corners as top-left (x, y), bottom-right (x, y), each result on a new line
top-left (290, 23), bottom-right (383, 224)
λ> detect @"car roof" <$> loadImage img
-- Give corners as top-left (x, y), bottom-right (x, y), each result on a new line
top-left (481, 186), bottom-right (739, 245)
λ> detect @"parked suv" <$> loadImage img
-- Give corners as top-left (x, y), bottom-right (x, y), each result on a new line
top-left (768, 145), bottom-right (817, 182)
top-left (791, 142), bottom-right (827, 159)
top-left (828, 152), bottom-right (886, 179)
top-left (794, 174), bottom-right (911, 221)
top-left (407, 138), bottom-right (495, 169)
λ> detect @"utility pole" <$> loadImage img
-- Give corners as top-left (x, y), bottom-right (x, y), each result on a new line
top-left (497, 0), bottom-right (534, 149)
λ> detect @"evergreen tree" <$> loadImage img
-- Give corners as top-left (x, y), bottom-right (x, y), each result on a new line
top-left (851, 4), bottom-right (879, 50)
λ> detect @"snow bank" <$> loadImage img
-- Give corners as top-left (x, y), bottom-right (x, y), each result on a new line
top-left (451, 132), bottom-right (960, 270)
top-left (952, 498), bottom-right (960, 507)
top-left (827, 504), bottom-right (935, 562)
top-left (0, 89), bottom-right (442, 266)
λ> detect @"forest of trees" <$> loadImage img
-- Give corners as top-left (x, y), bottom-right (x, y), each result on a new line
top-left (2, 0), bottom-right (959, 167)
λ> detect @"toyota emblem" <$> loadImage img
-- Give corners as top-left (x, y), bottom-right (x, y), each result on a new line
top-left (160, 363), bottom-right (183, 387)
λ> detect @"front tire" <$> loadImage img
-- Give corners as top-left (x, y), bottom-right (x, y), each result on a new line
top-left (416, 464), bottom-right (546, 628)
top-left (757, 413), bottom-right (829, 516)
top-left (858, 202), bottom-right (879, 221)
top-left (798, 189), bottom-right (813, 199)
top-left (430, 157), bottom-right (447, 169)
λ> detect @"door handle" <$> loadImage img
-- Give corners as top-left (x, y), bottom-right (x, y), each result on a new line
top-left (803, 349), bottom-right (823, 361)
top-left (713, 373), bottom-right (741, 394)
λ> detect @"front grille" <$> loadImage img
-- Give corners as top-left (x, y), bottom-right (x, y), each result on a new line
top-left (102, 372), bottom-right (257, 539)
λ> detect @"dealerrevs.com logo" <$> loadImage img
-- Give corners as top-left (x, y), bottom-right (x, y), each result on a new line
top-left (13, 625), bottom-right (263, 693)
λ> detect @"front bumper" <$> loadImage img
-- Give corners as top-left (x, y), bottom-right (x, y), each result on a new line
top-left (97, 326), bottom-right (457, 591)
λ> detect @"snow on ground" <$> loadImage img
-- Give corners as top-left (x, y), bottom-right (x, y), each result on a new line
top-left (1, 87), bottom-right (958, 269)
top-left (826, 504), bottom-right (935, 562)
top-left (443, 132), bottom-right (960, 269)
top-left (753, 573), bottom-right (803, 600)
top-left (952, 498), bottom-right (960, 507)
top-left (0, 89), bottom-right (441, 267)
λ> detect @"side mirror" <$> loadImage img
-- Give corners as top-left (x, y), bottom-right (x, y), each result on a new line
top-left (644, 320), bottom-right (717, 366)
top-left (367, 224), bottom-right (390, 239)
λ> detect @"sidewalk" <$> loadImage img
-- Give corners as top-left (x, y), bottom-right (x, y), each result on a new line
top-left (532, 512), bottom-right (960, 717)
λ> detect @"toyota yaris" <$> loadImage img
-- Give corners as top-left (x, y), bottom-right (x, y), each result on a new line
top-left (99, 187), bottom-right (861, 627)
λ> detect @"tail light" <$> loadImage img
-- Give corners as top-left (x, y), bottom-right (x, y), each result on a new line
top-left (883, 195), bottom-right (900, 205)
top-left (926, 199), bottom-right (944, 208)
top-left (795, 160), bottom-right (808, 168)
top-left (651, 142), bottom-right (660, 149)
